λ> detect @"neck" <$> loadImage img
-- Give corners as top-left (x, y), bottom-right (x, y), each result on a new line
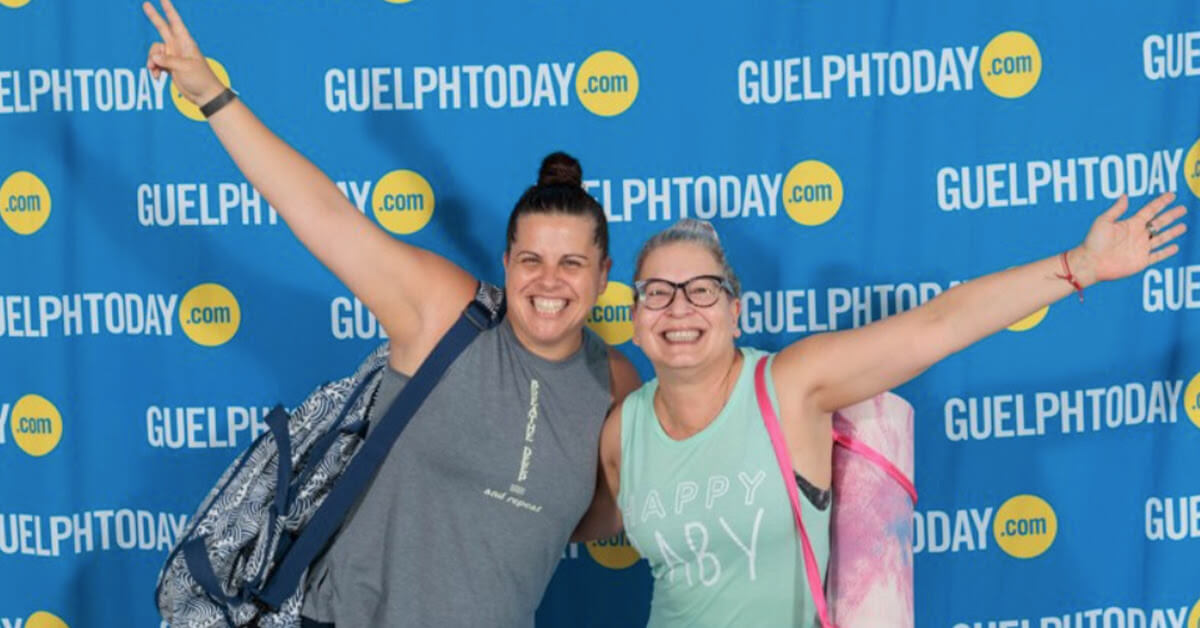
top-left (654, 345), bottom-right (742, 439)
top-left (508, 319), bottom-right (582, 362)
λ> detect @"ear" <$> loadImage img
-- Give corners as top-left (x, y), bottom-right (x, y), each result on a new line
top-left (599, 256), bottom-right (612, 293)
top-left (730, 294), bottom-right (742, 338)
top-left (631, 310), bottom-right (641, 347)
top-left (629, 297), bottom-right (642, 347)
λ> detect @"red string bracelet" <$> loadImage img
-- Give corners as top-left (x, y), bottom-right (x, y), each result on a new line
top-left (1055, 251), bottom-right (1084, 302)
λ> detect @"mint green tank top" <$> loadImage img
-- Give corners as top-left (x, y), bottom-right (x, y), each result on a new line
top-left (619, 347), bottom-right (831, 628)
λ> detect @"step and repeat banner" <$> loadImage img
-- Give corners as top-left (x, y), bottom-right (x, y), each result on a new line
top-left (3, 1), bottom-right (1200, 626)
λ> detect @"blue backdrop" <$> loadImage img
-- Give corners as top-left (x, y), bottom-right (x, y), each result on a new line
top-left (3, 1), bottom-right (1200, 626)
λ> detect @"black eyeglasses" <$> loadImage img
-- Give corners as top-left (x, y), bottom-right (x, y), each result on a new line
top-left (633, 275), bottom-right (734, 310)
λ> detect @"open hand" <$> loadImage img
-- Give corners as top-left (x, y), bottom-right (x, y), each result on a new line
top-left (1077, 192), bottom-right (1188, 283)
top-left (143, 0), bottom-right (225, 106)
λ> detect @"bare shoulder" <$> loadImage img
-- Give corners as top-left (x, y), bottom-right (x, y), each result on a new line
top-left (606, 346), bottom-right (642, 403)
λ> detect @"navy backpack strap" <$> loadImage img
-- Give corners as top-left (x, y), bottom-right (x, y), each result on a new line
top-left (253, 295), bottom-right (500, 610)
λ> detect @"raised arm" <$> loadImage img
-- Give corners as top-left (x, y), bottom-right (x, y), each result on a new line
top-left (142, 0), bottom-right (475, 365)
top-left (775, 192), bottom-right (1187, 416)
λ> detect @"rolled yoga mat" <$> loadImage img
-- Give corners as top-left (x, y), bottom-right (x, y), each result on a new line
top-left (827, 392), bottom-right (917, 627)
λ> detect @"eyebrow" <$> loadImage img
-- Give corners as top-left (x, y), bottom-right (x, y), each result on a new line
top-left (512, 250), bottom-right (592, 262)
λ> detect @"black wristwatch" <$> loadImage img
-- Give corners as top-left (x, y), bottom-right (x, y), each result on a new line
top-left (200, 88), bottom-right (238, 118)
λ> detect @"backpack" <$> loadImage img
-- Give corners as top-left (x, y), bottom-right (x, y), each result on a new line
top-left (155, 284), bottom-right (505, 628)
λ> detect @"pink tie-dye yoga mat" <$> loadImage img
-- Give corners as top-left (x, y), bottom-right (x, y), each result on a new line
top-left (828, 393), bottom-right (916, 627)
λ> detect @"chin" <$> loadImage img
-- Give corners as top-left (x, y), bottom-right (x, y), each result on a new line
top-left (531, 322), bottom-right (574, 345)
top-left (516, 307), bottom-right (584, 346)
top-left (653, 357), bottom-right (701, 372)
top-left (644, 345), bottom-right (702, 370)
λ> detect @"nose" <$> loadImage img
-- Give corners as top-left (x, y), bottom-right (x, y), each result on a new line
top-left (532, 264), bottom-right (565, 289)
top-left (664, 286), bottom-right (694, 316)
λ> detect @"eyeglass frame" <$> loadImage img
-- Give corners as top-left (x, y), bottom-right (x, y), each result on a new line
top-left (633, 274), bottom-right (736, 310)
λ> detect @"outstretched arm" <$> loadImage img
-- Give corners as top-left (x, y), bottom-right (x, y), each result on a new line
top-left (142, 0), bottom-right (475, 359)
top-left (775, 192), bottom-right (1188, 415)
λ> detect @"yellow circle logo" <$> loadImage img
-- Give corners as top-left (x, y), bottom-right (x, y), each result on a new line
top-left (372, 169), bottom-right (435, 235)
top-left (993, 494), bottom-right (1058, 558)
top-left (585, 532), bottom-right (641, 569)
top-left (179, 283), bottom-right (241, 346)
top-left (1, 171), bottom-right (52, 235)
top-left (1184, 137), bottom-right (1200, 200)
top-left (383, 0), bottom-right (413, 3)
top-left (1007, 305), bottom-right (1049, 332)
top-left (0, 0), bottom-right (31, 8)
top-left (25, 611), bottom-right (69, 628)
top-left (980, 31), bottom-right (1043, 99)
top-left (11, 394), bottom-right (63, 457)
top-left (1183, 371), bottom-right (1200, 431)
top-left (576, 51), bottom-right (639, 117)
top-left (1188, 596), bottom-right (1200, 628)
top-left (782, 160), bottom-right (843, 226)
top-left (172, 57), bottom-right (232, 121)
top-left (586, 281), bottom-right (634, 345)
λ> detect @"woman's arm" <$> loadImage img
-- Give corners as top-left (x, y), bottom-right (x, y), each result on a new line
top-left (774, 192), bottom-right (1187, 416)
top-left (143, 0), bottom-right (476, 360)
top-left (570, 352), bottom-right (639, 542)
top-left (570, 404), bottom-right (627, 542)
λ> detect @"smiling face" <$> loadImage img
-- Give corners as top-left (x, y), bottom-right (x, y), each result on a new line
top-left (503, 212), bottom-right (610, 360)
top-left (632, 241), bottom-right (741, 372)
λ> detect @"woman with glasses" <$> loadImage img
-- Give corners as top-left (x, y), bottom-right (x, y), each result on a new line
top-left (578, 199), bottom-right (1185, 626)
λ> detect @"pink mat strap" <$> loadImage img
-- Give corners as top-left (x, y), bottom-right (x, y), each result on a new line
top-left (754, 356), bottom-right (835, 628)
top-left (831, 431), bottom-right (918, 504)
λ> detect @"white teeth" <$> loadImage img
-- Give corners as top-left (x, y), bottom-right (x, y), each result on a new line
top-left (532, 297), bottom-right (566, 313)
top-left (664, 330), bottom-right (700, 342)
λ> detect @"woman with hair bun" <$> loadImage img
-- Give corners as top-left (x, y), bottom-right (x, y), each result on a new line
top-left (589, 201), bottom-right (1185, 626)
top-left (142, 2), bottom-right (638, 626)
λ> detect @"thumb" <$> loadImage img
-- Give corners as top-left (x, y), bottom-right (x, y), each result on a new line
top-left (1098, 194), bottom-right (1128, 224)
top-left (151, 50), bottom-right (184, 72)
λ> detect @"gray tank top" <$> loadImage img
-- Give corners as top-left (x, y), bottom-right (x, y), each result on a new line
top-left (302, 316), bottom-right (612, 627)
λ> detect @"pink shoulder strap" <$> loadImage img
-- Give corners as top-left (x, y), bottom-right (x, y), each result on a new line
top-left (753, 355), bottom-right (920, 628)
top-left (754, 356), bottom-right (835, 628)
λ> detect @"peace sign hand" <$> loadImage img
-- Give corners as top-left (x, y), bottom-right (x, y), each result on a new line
top-left (1078, 192), bottom-right (1188, 284)
top-left (142, 0), bottom-right (225, 106)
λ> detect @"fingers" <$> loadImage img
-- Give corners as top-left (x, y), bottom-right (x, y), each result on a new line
top-left (1100, 194), bottom-right (1129, 222)
top-left (142, 2), bottom-right (174, 46)
top-left (1150, 222), bottom-right (1187, 248)
top-left (160, 0), bottom-right (193, 41)
top-left (1134, 191), bottom-right (1176, 224)
top-left (146, 42), bottom-right (167, 78)
top-left (1147, 205), bottom-right (1188, 232)
top-left (150, 50), bottom-right (183, 74)
top-left (1150, 243), bottom-right (1180, 265)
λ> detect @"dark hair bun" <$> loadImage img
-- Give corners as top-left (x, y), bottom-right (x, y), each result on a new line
top-left (538, 151), bottom-right (583, 187)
